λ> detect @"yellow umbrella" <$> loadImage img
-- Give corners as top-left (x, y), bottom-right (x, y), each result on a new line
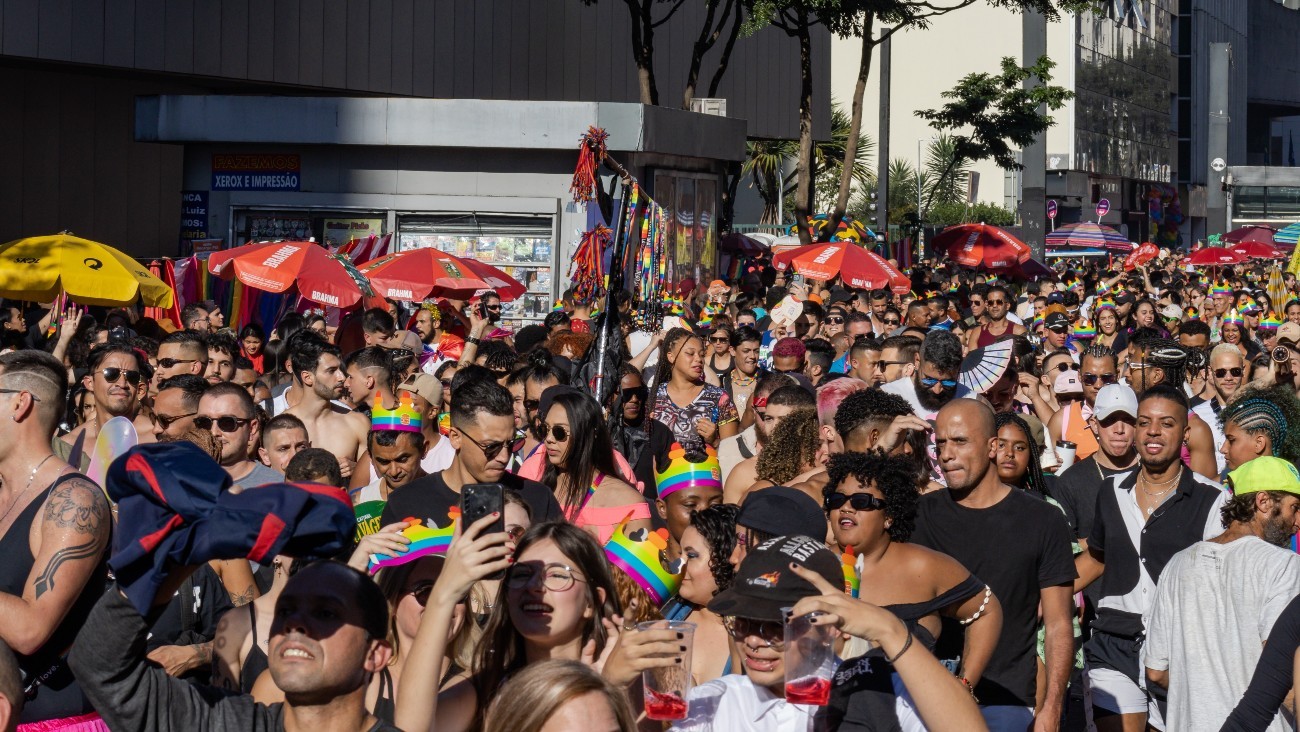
top-left (0, 234), bottom-right (174, 308)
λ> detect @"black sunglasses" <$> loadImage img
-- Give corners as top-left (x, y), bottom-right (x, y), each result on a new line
top-left (1080, 372), bottom-right (1118, 386)
top-left (826, 316), bottom-right (845, 324)
top-left (542, 424), bottom-right (570, 442)
top-left (99, 367), bottom-right (143, 386)
top-left (523, 398), bottom-right (541, 413)
top-left (408, 581), bottom-right (434, 607)
top-left (156, 358), bottom-right (201, 369)
top-left (621, 386), bottom-right (648, 403)
top-left (152, 412), bottom-right (196, 430)
top-left (1214, 367), bottom-right (1244, 378)
top-left (883, 318), bottom-right (900, 326)
top-left (825, 492), bottom-right (887, 512)
top-left (194, 415), bottom-right (252, 432)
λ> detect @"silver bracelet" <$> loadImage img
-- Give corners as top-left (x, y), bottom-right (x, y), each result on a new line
top-left (958, 586), bottom-right (992, 626)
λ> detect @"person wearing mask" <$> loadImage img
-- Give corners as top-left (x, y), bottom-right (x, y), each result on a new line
top-left (0, 350), bottom-right (109, 727)
top-left (380, 376), bottom-right (562, 528)
top-left (1073, 385), bottom-right (1228, 732)
top-left (1047, 345), bottom-right (1119, 462)
top-left (911, 399), bottom-right (1077, 731)
top-left (1143, 457), bottom-right (1300, 732)
top-left (152, 331), bottom-right (209, 394)
top-left (285, 333), bottom-right (368, 480)
top-left (151, 374), bottom-right (206, 441)
top-left (198, 382), bottom-right (284, 489)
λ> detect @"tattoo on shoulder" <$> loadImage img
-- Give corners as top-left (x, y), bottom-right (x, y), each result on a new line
top-left (230, 584), bottom-right (256, 607)
top-left (33, 537), bottom-right (100, 599)
top-left (43, 477), bottom-right (109, 536)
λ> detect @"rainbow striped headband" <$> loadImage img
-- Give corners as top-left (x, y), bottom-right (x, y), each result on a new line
top-left (1095, 298), bottom-right (1116, 313)
top-left (604, 515), bottom-right (681, 605)
top-left (1261, 312), bottom-right (1283, 331)
top-left (656, 443), bottom-right (723, 498)
top-left (1240, 297), bottom-right (1262, 316)
top-left (1032, 315), bottom-right (1044, 330)
top-left (1211, 282), bottom-right (1233, 297)
top-left (368, 507), bottom-right (459, 573)
top-left (841, 545), bottom-right (859, 599)
top-left (1223, 309), bottom-right (1244, 327)
top-left (1185, 306), bottom-right (1200, 321)
top-left (372, 393), bottom-right (423, 433)
top-left (1072, 319), bottom-right (1097, 339)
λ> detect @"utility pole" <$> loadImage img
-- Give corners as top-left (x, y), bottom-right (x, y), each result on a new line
top-left (1019, 9), bottom-right (1048, 262)
top-left (1207, 43), bottom-right (1231, 237)
top-left (877, 30), bottom-right (891, 243)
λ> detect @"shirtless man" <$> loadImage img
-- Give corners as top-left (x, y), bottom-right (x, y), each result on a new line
top-left (61, 344), bottom-right (156, 461)
top-left (285, 334), bottom-right (368, 479)
top-left (723, 384), bottom-right (816, 504)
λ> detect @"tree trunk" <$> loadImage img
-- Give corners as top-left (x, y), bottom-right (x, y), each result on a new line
top-left (683, 0), bottom-right (722, 109)
top-left (827, 14), bottom-right (876, 241)
top-left (707, 0), bottom-right (743, 97)
top-left (626, 0), bottom-right (659, 105)
top-left (794, 6), bottom-right (815, 246)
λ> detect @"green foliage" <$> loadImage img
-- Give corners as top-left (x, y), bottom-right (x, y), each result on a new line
top-left (927, 201), bottom-right (1017, 227)
top-left (814, 105), bottom-right (875, 210)
top-left (916, 55), bottom-right (1072, 172)
top-left (922, 133), bottom-right (971, 209)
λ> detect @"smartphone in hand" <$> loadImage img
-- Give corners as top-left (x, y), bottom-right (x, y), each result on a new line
top-left (461, 483), bottom-right (507, 579)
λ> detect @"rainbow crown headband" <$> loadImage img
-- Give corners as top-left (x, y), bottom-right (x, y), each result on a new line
top-left (604, 515), bottom-right (682, 605)
top-left (1211, 282), bottom-right (1233, 297)
top-left (656, 443), bottom-right (722, 498)
top-left (1072, 319), bottom-right (1097, 339)
top-left (1261, 312), bottom-right (1283, 331)
top-left (1185, 306), bottom-right (1200, 321)
top-left (368, 507), bottom-right (459, 573)
top-left (372, 393), bottom-right (423, 433)
top-left (1240, 297), bottom-right (1262, 315)
top-left (1223, 309), bottom-right (1244, 327)
top-left (1095, 298), bottom-right (1116, 312)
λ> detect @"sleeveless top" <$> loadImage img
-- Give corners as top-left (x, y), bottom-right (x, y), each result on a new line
top-left (975, 323), bottom-right (1013, 348)
top-left (567, 474), bottom-right (653, 545)
top-left (707, 353), bottom-right (731, 383)
top-left (241, 603), bottom-right (270, 695)
top-left (1060, 401), bottom-right (1099, 460)
top-left (820, 574), bottom-right (985, 731)
top-left (0, 473), bottom-right (106, 723)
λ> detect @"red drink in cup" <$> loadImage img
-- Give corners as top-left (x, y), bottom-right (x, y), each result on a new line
top-left (784, 609), bottom-right (836, 706)
top-left (638, 620), bottom-right (696, 720)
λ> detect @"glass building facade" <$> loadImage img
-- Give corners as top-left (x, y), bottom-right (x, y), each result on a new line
top-left (1075, 1), bottom-right (1176, 183)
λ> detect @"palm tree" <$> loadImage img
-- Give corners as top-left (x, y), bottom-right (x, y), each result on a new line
top-left (814, 105), bottom-right (875, 213)
top-left (921, 133), bottom-right (971, 212)
top-left (743, 138), bottom-right (797, 224)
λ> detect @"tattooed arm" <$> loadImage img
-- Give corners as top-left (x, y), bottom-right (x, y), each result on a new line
top-left (0, 474), bottom-right (109, 655)
top-left (209, 558), bottom-right (260, 607)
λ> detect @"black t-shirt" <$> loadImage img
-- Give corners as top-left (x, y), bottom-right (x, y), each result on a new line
top-left (144, 564), bottom-right (235, 684)
top-left (910, 487), bottom-right (1077, 707)
top-left (380, 470), bottom-right (563, 527)
top-left (1050, 457), bottom-right (1133, 542)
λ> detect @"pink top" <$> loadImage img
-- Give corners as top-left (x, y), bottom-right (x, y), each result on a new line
top-left (575, 502), bottom-right (653, 545)
top-left (515, 449), bottom-right (642, 492)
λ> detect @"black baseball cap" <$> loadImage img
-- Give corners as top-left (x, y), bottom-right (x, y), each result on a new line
top-left (1045, 312), bottom-right (1070, 332)
top-left (708, 535), bottom-right (842, 622)
top-left (736, 486), bottom-right (827, 540)
top-left (1114, 292), bottom-right (1135, 306)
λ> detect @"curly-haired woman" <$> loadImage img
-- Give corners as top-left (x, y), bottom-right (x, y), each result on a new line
top-left (660, 503), bottom-right (740, 684)
top-left (821, 451), bottom-right (1003, 729)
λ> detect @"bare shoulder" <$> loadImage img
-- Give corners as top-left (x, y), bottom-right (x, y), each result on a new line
top-left (895, 542), bottom-right (974, 588)
top-left (41, 474), bottom-right (110, 540)
top-left (599, 477), bottom-right (643, 503)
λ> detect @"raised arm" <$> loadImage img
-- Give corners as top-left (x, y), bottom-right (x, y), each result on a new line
top-left (0, 475), bottom-right (109, 655)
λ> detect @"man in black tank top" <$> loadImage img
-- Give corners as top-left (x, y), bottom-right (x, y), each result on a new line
top-left (0, 350), bottom-right (110, 725)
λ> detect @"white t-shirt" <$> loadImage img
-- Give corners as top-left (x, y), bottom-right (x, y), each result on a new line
top-left (1144, 536), bottom-right (1300, 732)
top-left (671, 674), bottom-right (818, 732)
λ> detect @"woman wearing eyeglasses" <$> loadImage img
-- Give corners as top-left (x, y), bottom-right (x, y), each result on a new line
top-left (538, 387), bottom-right (653, 544)
top-left (822, 451), bottom-right (1001, 728)
top-left (396, 518), bottom-right (624, 732)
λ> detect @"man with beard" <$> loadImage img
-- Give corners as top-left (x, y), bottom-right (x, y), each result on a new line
top-left (1124, 336), bottom-right (1218, 480)
top-left (718, 373), bottom-right (794, 480)
top-left (151, 374), bottom-right (206, 441)
top-left (911, 399), bottom-right (1077, 731)
top-left (1144, 456), bottom-right (1300, 732)
top-left (1047, 345), bottom-right (1119, 461)
top-left (722, 383), bottom-right (814, 504)
top-left (285, 334), bottom-right (368, 480)
top-left (965, 285), bottom-right (1026, 351)
top-left (882, 330), bottom-right (972, 420)
top-left (413, 303), bottom-right (465, 373)
top-left (1073, 385), bottom-right (1228, 732)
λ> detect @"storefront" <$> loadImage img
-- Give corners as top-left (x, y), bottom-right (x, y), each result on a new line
top-left (139, 95), bottom-right (744, 330)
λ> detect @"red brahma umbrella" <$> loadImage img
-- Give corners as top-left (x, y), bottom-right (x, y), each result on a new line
top-left (1229, 241), bottom-right (1285, 260)
top-left (774, 242), bottom-right (910, 293)
top-left (208, 240), bottom-right (375, 309)
top-left (931, 224), bottom-right (1032, 272)
top-left (361, 247), bottom-right (526, 302)
top-left (1186, 247), bottom-right (1247, 267)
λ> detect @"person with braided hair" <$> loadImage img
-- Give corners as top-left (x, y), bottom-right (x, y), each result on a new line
top-left (1126, 335), bottom-right (1218, 480)
top-left (1219, 384), bottom-right (1300, 472)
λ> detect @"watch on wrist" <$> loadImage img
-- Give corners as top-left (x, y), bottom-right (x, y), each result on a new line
top-left (466, 336), bottom-right (481, 345)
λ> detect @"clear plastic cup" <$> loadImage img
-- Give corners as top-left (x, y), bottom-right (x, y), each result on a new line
top-left (638, 620), bottom-right (695, 720)
top-left (784, 610), bottom-right (836, 706)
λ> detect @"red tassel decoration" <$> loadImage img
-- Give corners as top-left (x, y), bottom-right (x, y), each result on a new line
top-left (568, 225), bottom-right (611, 304)
top-left (570, 126), bottom-right (609, 205)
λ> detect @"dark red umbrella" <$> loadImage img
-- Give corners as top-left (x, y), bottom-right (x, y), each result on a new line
top-left (774, 242), bottom-right (910, 293)
top-left (1223, 225), bottom-right (1278, 245)
top-left (1186, 247), bottom-right (1246, 267)
top-left (1229, 241), bottom-right (1285, 260)
top-left (931, 224), bottom-right (1032, 272)
top-left (361, 247), bottom-right (526, 301)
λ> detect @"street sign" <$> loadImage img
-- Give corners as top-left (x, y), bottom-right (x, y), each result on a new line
top-left (1096, 199), bottom-right (1111, 218)
top-left (1046, 200), bottom-right (1058, 220)
top-left (1211, 157), bottom-right (1226, 172)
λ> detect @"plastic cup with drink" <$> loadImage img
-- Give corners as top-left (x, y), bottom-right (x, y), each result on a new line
top-left (783, 608), bottom-right (837, 706)
top-left (638, 620), bottom-right (695, 720)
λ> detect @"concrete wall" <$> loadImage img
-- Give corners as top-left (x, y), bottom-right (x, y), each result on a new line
top-left (0, 0), bottom-right (829, 141)
top-left (0, 62), bottom-right (195, 258)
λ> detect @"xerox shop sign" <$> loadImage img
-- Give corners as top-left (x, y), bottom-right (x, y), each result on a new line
top-left (211, 153), bottom-right (301, 191)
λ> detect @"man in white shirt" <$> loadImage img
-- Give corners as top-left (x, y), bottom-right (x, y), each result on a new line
top-left (1145, 457), bottom-right (1300, 732)
top-left (672, 535), bottom-right (844, 732)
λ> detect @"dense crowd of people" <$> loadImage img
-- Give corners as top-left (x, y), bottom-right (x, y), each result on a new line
top-left (3, 248), bottom-right (1300, 731)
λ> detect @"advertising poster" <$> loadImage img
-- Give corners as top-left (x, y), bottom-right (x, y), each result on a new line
top-left (323, 218), bottom-right (385, 250)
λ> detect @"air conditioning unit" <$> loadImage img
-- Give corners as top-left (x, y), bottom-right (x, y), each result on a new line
top-left (690, 98), bottom-right (728, 117)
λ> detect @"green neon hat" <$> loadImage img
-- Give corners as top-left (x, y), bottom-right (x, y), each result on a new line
top-left (1226, 457), bottom-right (1300, 497)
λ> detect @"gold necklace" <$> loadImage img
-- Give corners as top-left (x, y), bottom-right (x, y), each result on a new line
top-left (0, 454), bottom-right (57, 527)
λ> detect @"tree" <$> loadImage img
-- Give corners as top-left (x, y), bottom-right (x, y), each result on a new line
top-left (824, 1), bottom-right (1093, 241)
top-left (916, 54), bottom-right (1072, 203)
top-left (921, 133), bottom-right (972, 211)
top-left (743, 137), bottom-right (797, 224)
top-left (683, 0), bottom-right (749, 108)
top-left (815, 105), bottom-right (876, 210)
top-left (582, 0), bottom-right (689, 105)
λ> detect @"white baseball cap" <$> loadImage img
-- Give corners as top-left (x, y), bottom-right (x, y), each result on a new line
top-left (1093, 384), bottom-right (1139, 421)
